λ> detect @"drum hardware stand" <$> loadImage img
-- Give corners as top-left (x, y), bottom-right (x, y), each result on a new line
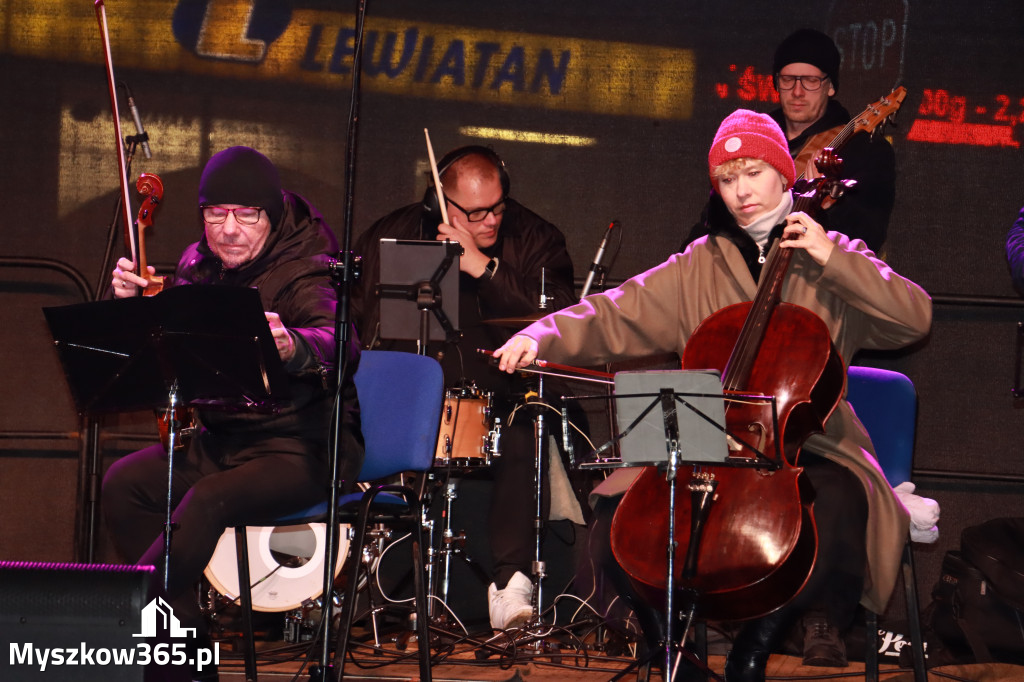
top-left (351, 525), bottom-right (414, 652)
top-left (510, 271), bottom-right (555, 640)
top-left (527, 372), bottom-right (549, 628)
top-left (434, 482), bottom-right (466, 610)
top-left (487, 282), bottom-right (570, 661)
top-left (415, 477), bottom-right (491, 635)
top-left (530, 271), bottom-right (550, 627)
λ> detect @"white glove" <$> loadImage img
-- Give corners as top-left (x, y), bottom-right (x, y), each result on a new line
top-left (894, 481), bottom-right (940, 543)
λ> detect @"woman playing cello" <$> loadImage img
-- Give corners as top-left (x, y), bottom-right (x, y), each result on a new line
top-left (494, 109), bottom-right (931, 681)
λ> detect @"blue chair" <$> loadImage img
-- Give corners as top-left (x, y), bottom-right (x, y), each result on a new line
top-left (845, 366), bottom-right (927, 682)
top-left (231, 350), bottom-right (443, 681)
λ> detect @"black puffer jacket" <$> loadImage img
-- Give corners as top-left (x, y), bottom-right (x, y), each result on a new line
top-left (172, 190), bottom-right (360, 450)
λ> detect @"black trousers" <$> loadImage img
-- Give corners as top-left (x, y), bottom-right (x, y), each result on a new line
top-left (487, 416), bottom-right (538, 589)
top-left (591, 453), bottom-right (869, 650)
top-left (101, 430), bottom-right (339, 633)
top-left (487, 404), bottom-right (591, 590)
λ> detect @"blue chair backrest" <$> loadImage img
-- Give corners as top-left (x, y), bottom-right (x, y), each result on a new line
top-left (845, 366), bottom-right (917, 487)
top-left (352, 350), bottom-right (443, 482)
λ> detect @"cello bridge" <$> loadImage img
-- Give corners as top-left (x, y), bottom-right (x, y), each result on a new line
top-left (688, 470), bottom-right (717, 493)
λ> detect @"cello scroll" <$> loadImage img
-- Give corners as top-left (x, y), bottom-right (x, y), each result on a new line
top-left (795, 148), bottom-right (856, 213)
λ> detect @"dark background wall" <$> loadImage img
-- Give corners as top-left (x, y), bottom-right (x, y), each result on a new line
top-left (3, 0), bottom-right (1024, 620)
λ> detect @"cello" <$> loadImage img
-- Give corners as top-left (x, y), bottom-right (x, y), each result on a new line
top-left (609, 153), bottom-right (853, 623)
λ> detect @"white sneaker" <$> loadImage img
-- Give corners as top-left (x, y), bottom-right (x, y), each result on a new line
top-left (487, 571), bottom-right (534, 630)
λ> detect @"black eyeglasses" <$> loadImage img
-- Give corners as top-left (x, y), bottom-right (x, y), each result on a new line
top-left (445, 195), bottom-right (507, 222)
top-left (777, 74), bottom-right (829, 91)
top-left (201, 206), bottom-right (263, 225)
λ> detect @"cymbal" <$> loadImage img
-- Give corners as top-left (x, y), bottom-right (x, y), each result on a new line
top-left (482, 313), bottom-right (547, 327)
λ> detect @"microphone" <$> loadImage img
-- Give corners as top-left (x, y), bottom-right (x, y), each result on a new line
top-left (123, 83), bottom-right (152, 159)
top-left (579, 220), bottom-right (619, 299)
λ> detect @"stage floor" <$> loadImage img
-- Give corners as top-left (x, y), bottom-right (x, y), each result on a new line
top-left (215, 653), bottom-right (1024, 682)
top-left (204, 623), bottom-right (1024, 682)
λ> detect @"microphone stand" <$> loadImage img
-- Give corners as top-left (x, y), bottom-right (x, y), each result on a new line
top-left (311, 0), bottom-right (368, 679)
top-left (578, 220), bottom-right (618, 299)
top-left (579, 221), bottom-right (620, 463)
top-left (81, 129), bottom-right (143, 563)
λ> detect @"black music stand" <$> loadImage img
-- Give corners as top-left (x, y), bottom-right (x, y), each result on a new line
top-left (377, 238), bottom-right (461, 349)
top-left (44, 285), bottom-right (289, 590)
top-left (574, 376), bottom-right (782, 682)
top-left (374, 238), bottom-right (464, 628)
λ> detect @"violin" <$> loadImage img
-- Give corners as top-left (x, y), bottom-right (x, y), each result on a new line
top-left (609, 153), bottom-right (853, 622)
top-left (128, 174), bottom-right (194, 450)
top-left (94, 1), bottom-right (191, 451)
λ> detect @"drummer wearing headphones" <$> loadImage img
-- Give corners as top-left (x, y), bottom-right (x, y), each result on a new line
top-left (352, 145), bottom-right (591, 630)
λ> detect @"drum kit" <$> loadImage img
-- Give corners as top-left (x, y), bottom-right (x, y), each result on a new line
top-left (199, 310), bottom-right (608, 648)
top-left (199, 382), bottom-right (510, 639)
top-left (435, 386), bottom-right (501, 468)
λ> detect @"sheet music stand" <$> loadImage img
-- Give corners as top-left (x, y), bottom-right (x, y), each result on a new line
top-left (377, 238), bottom-right (461, 349)
top-left (44, 285), bottom-right (290, 589)
top-left (571, 373), bottom-right (782, 682)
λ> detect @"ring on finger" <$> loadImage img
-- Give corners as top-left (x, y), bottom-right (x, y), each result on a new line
top-left (801, 225), bottom-right (808, 235)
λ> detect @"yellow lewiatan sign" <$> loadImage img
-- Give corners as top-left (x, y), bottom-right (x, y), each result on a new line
top-left (3, 0), bottom-right (695, 120)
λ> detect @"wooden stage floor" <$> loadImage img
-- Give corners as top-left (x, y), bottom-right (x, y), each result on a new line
top-left (206, 622), bottom-right (1024, 682)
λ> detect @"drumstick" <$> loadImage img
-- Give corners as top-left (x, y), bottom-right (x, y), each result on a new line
top-left (424, 128), bottom-right (450, 226)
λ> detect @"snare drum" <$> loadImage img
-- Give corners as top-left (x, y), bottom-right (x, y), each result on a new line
top-left (434, 388), bottom-right (501, 467)
top-left (204, 523), bottom-right (348, 612)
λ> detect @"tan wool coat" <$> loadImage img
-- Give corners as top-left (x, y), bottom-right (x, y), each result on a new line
top-left (519, 230), bottom-right (932, 613)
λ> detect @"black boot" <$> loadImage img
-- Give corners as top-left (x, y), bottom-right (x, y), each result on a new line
top-left (724, 605), bottom-right (802, 682)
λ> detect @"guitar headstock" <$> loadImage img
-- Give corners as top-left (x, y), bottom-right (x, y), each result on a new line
top-left (852, 86), bottom-right (907, 139)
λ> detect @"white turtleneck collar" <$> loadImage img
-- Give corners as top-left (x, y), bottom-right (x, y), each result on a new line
top-left (740, 190), bottom-right (794, 254)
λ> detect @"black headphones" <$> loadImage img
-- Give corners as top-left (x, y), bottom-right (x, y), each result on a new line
top-left (421, 145), bottom-right (510, 238)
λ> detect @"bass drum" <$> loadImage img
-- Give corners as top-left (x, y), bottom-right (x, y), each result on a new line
top-left (204, 523), bottom-right (349, 612)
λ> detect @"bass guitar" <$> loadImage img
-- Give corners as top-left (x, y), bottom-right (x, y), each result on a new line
top-left (795, 86), bottom-right (907, 183)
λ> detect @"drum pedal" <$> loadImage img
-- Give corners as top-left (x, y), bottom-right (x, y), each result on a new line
top-left (283, 604), bottom-right (318, 643)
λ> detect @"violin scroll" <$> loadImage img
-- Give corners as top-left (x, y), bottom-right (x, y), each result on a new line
top-left (136, 172), bottom-right (164, 228)
top-left (133, 172), bottom-right (165, 296)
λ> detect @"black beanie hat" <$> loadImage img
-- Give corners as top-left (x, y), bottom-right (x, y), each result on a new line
top-left (198, 146), bottom-right (284, 227)
top-left (772, 28), bottom-right (840, 93)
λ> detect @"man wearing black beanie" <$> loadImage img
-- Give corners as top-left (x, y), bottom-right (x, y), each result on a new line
top-left (105, 146), bottom-right (362, 681)
top-left (769, 28), bottom-right (896, 255)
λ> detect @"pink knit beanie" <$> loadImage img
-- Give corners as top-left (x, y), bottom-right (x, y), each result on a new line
top-left (708, 109), bottom-right (796, 190)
